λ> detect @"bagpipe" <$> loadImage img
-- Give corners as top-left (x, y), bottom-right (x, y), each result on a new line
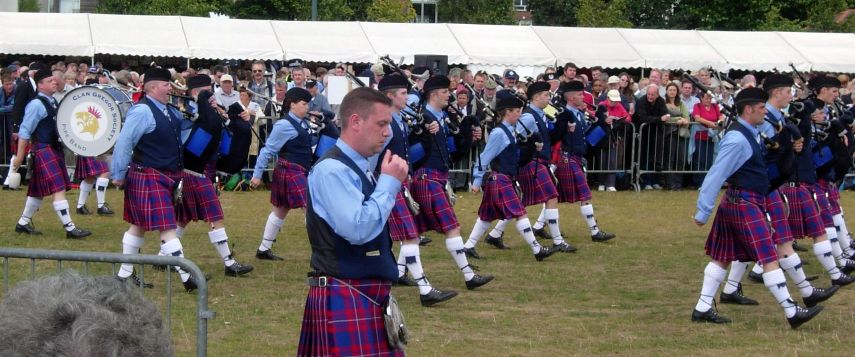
top-left (549, 87), bottom-right (609, 152)
top-left (504, 88), bottom-right (541, 166)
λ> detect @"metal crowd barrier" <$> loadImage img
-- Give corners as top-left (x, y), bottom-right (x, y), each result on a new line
top-left (0, 247), bottom-right (212, 357)
top-left (585, 122), bottom-right (637, 191)
top-left (633, 122), bottom-right (721, 191)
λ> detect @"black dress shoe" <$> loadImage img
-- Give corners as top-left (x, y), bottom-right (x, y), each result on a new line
top-left (15, 222), bottom-right (42, 235)
top-left (533, 227), bottom-right (550, 240)
top-left (792, 241), bottom-right (808, 252)
top-left (485, 233), bottom-right (509, 249)
top-left (747, 270), bottom-right (764, 283)
top-left (225, 261), bottom-right (254, 277)
top-left (419, 236), bottom-right (432, 246)
top-left (787, 303), bottom-right (823, 329)
top-left (76, 205), bottom-right (92, 215)
top-left (117, 273), bottom-right (153, 288)
top-left (465, 274), bottom-right (494, 290)
top-left (396, 275), bottom-right (418, 287)
top-left (97, 203), bottom-right (115, 216)
top-left (183, 273), bottom-right (212, 292)
top-left (553, 241), bottom-right (578, 253)
top-left (256, 249), bottom-right (284, 261)
top-left (463, 247), bottom-right (481, 259)
top-left (720, 283), bottom-right (759, 305)
top-left (691, 307), bottom-right (731, 324)
top-left (591, 231), bottom-right (616, 242)
top-left (839, 259), bottom-right (855, 275)
top-left (803, 285), bottom-right (839, 307)
top-left (832, 273), bottom-right (855, 287)
top-left (534, 245), bottom-right (556, 261)
top-left (66, 227), bottom-right (91, 239)
top-left (420, 288), bottom-right (458, 307)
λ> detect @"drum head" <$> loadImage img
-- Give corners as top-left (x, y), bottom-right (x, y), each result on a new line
top-left (57, 85), bottom-right (127, 157)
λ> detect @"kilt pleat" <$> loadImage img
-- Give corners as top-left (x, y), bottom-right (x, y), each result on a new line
top-left (780, 184), bottom-right (825, 239)
top-left (389, 180), bottom-right (418, 241)
top-left (176, 172), bottom-right (224, 224)
top-left (555, 153), bottom-right (592, 203)
top-left (705, 188), bottom-right (777, 265)
top-left (73, 155), bottom-right (109, 181)
top-left (517, 159), bottom-right (558, 206)
top-left (412, 168), bottom-right (459, 234)
top-left (27, 143), bottom-right (70, 197)
top-left (271, 158), bottom-right (308, 209)
top-left (478, 173), bottom-right (526, 221)
top-left (766, 190), bottom-right (793, 245)
top-left (123, 164), bottom-right (179, 232)
top-left (810, 182), bottom-right (835, 228)
top-left (817, 179), bottom-right (842, 216)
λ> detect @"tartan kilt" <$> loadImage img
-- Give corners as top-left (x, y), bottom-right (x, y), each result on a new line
top-left (817, 179), bottom-right (842, 215)
top-left (780, 184), bottom-right (825, 239)
top-left (389, 181), bottom-right (418, 241)
top-left (175, 172), bottom-right (224, 224)
top-left (517, 159), bottom-right (558, 207)
top-left (706, 188), bottom-right (778, 265)
top-left (271, 158), bottom-right (308, 209)
top-left (478, 173), bottom-right (526, 221)
top-left (27, 143), bottom-right (70, 198)
top-left (766, 190), bottom-right (793, 245)
top-left (73, 155), bottom-right (109, 181)
top-left (204, 159), bottom-right (217, 182)
top-left (123, 164), bottom-right (180, 232)
top-left (555, 153), bottom-right (592, 203)
top-left (810, 183), bottom-right (835, 228)
top-left (298, 277), bottom-right (403, 357)
top-left (412, 168), bottom-right (460, 234)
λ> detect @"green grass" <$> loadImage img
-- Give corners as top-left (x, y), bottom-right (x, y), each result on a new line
top-left (1, 188), bottom-right (854, 356)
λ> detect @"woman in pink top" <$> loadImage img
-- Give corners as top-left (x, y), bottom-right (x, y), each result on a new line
top-left (690, 91), bottom-right (724, 187)
top-left (593, 90), bottom-right (631, 191)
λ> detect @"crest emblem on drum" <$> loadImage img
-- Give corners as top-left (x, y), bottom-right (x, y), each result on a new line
top-left (75, 106), bottom-right (102, 137)
top-left (57, 86), bottom-right (126, 157)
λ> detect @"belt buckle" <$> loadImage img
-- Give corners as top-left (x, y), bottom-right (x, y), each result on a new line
top-left (318, 276), bottom-right (327, 287)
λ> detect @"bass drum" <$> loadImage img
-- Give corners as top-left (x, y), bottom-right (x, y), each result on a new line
top-left (56, 85), bottom-right (133, 157)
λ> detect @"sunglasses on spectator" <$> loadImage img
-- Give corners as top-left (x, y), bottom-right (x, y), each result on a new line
top-left (252, 70), bottom-right (264, 73)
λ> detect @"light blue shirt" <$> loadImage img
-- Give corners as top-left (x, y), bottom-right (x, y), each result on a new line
top-left (308, 140), bottom-right (401, 245)
top-left (252, 112), bottom-right (303, 179)
top-left (18, 93), bottom-right (56, 141)
top-left (110, 98), bottom-right (188, 180)
top-left (424, 103), bottom-right (446, 129)
top-left (759, 103), bottom-right (783, 138)
top-left (472, 121), bottom-right (515, 188)
top-left (694, 117), bottom-right (759, 224)
top-left (517, 104), bottom-right (543, 136)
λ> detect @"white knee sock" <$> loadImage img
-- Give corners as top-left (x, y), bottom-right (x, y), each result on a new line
top-left (532, 205), bottom-right (547, 230)
top-left (695, 262), bottom-right (727, 312)
top-left (18, 196), bottom-right (43, 225)
top-left (175, 225), bottom-right (186, 238)
top-left (464, 219), bottom-right (492, 249)
top-left (544, 208), bottom-right (563, 244)
top-left (401, 243), bottom-right (432, 295)
top-left (445, 237), bottom-right (475, 280)
top-left (209, 228), bottom-right (235, 267)
top-left (813, 239), bottom-right (842, 279)
top-left (763, 268), bottom-right (797, 318)
top-left (751, 262), bottom-right (764, 275)
top-left (722, 261), bottom-right (748, 294)
top-left (516, 218), bottom-right (542, 254)
top-left (259, 212), bottom-right (285, 252)
top-left (77, 181), bottom-right (93, 208)
top-left (161, 238), bottom-right (191, 282)
top-left (779, 253), bottom-right (814, 298)
top-left (95, 177), bottom-right (109, 208)
top-left (832, 214), bottom-right (854, 256)
top-left (52, 200), bottom-right (75, 231)
top-left (118, 232), bottom-right (144, 278)
top-left (826, 227), bottom-right (848, 266)
top-left (580, 204), bottom-right (599, 235)
top-left (396, 247), bottom-right (407, 278)
top-left (489, 219), bottom-right (510, 238)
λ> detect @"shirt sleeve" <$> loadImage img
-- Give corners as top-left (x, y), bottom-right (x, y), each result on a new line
top-left (472, 127), bottom-right (509, 187)
top-left (694, 131), bottom-right (754, 223)
top-left (517, 113), bottom-right (538, 135)
top-left (17, 99), bottom-right (47, 140)
top-left (110, 105), bottom-right (156, 180)
top-left (252, 119), bottom-right (298, 179)
top-left (308, 160), bottom-right (401, 245)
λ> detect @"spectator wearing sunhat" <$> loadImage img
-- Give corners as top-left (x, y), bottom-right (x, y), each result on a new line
top-left (214, 74), bottom-right (239, 108)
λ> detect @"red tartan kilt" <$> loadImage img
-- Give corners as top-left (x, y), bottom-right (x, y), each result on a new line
top-left (73, 156), bottom-right (109, 181)
top-left (204, 160), bottom-right (218, 182)
top-left (175, 172), bottom-right (224, 224)
top-left (298, 278), bottom-right (403, 357)
top-left (478, 173), bottom-right (526, 221)
top-left (271, 158), bottom-right (308, 209)
top-left (818, 179), bottom-right (842, 215)
top-left (810, 183), bottom-right (835, 228)
top-left (706, 189), bottom-right (778, 264)
top-left (123, 164), bottom-right (180, 232)
top-left (780, 184), bottom-right (825, 239)
top-left (411, 168), bottom-right (460, 234)
top-left (389, 181), bottom-right (418, 241)
top-left (555, 153), bottom-right (592, 203)
top-left (517, 159), bottom-right (558, 206)
top-left (27, 143), bottom-right (70, 198)
top-left (766, 190), bottom-right (793, 245)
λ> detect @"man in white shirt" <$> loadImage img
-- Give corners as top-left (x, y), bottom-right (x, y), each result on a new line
top-left (215, 74), bottom-right (239, 108)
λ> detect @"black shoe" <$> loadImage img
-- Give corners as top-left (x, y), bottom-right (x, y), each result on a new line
top-left (793, 241), bottom-right (808, 252)
top-left (534, 245), bottom-right (557, 261)
top-left (419, 236), bottom-right (432, 246)
top-left (591, 231), bottom-right (616, 242)
top-left (15, 222), bottom-right (42, 235)
top-left (747, 270), bottom-right (764, 283)
top-left (396, 275), bottom-right (419, 287)
top-left (465, 274), bottom-right (494, 290)
top-left (420, 288), bottom-right (458, 307)
top-left (225, 261), bottom-right (254, 277)
top-left (117, 273), bottom-right (153, 289)
top-left (839, 259), bottom-right (855, 275)
top-left (849, 239), bottom-right (855, 251)
top-left (832, 273), bottom-right (855, 287)
top-left (463, 247), bottom-right (481, 259)
top-left (96, 203), bottom-right (114, 216)
top-left (256, 249), bottom-right (283, 261)
top-left (66, 227), bottom-right (91, 239)
top-left (76, 205), bottom-right (92, 215)
top-left (803, 285), bottom-right (839, 307)
top-left (553, 241), bottom-right (578, 253)
top-left (533, 227), bottom-right (550, 240)
top-left (691, 307), bottom-right (731, 324)
top-left (183, 273), bottom-right (212, 292)
top-left (719, 283), bottom-right (759, 305)
top-left (787, 303), bottom-right (824, 329)
top-left (485, 233), bottom-right (508, 249)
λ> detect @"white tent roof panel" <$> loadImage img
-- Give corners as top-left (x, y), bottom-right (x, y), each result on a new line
top-left (0, 12), bottom-right (92, 57)
top-left (777, 32), bottom-right (855, 73)
top-left (272, 21), bottom-right (376, 63)
top-left (447, 24), bottom-right (555, 66)
top-left (360, 22), bottom-right (468, 65)
top-left (181, 17), bottom-right (282, 60)
top-left (618, 28), bottom-right (728, 71)
top-left (698, 31), bottom-right (811, 72)
top-left (90, 14), bottom-right (189, 58)
top-left (533, 26), bottom-right (643, 69)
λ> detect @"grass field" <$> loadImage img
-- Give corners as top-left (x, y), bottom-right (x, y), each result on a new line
top-left (1, 187), bottom-right (853, 356)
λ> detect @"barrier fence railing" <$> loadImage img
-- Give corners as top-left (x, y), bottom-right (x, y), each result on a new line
top-left (0, 247), bottom-right (212, 357)
top-left (585, 122), bottom-right (637, 191)
top-left (634, 122), bottom-right (722, 191)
